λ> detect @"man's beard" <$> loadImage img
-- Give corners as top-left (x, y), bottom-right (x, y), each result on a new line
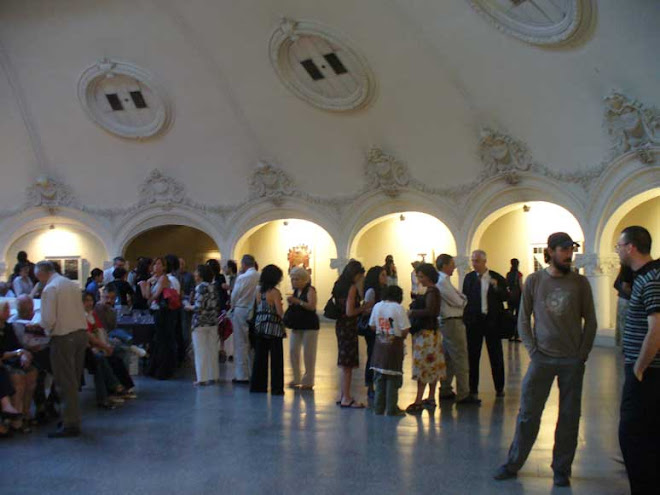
top-left (553, 259), bottom-right (572, 274)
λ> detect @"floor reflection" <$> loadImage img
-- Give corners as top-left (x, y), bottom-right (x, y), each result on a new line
top-left (3, 323), bottom-right (628, 495)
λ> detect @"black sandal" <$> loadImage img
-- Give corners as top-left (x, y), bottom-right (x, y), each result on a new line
top-left (406, 403), bottom-right (424, 414)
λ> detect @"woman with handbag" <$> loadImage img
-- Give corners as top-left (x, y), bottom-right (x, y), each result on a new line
top-left (360, 266), bottom-right (387, 399)
top-left (143, 257), bottom-right (178, 380)
top-left (406, 263), bottom-right (445, 414)
top-left (284, 267), bottom-right (320, 390)
top-left (332, 260), bottom-right (366, 409)
top-left (185, 265), bottom-right (219, 386)
top-left (250, 265), bottom-right (286, 395)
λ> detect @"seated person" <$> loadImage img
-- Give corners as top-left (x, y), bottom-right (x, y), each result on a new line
top-left (0, 301), bottom-right (37, 433)
top-left (1, 366), bottom-right (23, 438)
top-left (84, 293), bottom-right (137, 403)
top-left (85, 268), bottom-right (104, 303)
top-left (12, 263), bottom-right (34, 297)
top-left (9, 295), bottom-right (58, 423)
top-left (107, 267), bottom-right (134, 307)
top-left (0, 282), bottom-right (16, 298)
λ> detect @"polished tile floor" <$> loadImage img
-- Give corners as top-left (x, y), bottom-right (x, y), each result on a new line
top-left (4, 324), bottom-right (629, 495)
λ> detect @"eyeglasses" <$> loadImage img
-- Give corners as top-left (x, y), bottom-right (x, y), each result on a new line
top-left (614, 242), bottom-right (630, 252)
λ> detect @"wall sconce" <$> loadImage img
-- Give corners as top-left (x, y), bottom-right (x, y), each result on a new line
top-left (49, 224), bottom-right (55, 230)
top-left (523, 205), bottom-right (531, 213)
top-left (399, 214), bottom-right (406, 222)
top-left (283, 221), bottom-right (289, 227)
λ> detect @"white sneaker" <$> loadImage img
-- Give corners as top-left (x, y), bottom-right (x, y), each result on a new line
top-left (130, 345), bottom-right (147, 358)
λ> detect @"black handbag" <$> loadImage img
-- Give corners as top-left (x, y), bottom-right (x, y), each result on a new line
top-left (408, 295), bottom-right (425, 335)
top-left (357, 313), bottom-right (371, 336)
top-left (323, 296), bottom-right (341, 320)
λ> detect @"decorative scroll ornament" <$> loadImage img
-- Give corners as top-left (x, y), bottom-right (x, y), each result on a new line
top-left (604, 92), bottom-right (660, 164)
top-left (249, 162), bottom-right (296, 206)
top-left (453, 255), bottom-right (471, 274)
top-left (138, 169), bottom-right (186, 207)
top-left (26, 176), bottom-right (77, 208)
top-left (479, 128), bottom-right (534, 185)
top-left (365, 147), bottom-right (411, 197)
top-left (573, 253), bottom-right (620, 277)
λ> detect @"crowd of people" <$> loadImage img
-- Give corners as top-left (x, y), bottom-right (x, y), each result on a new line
top-left (0, 225), bottom-right (657, 494)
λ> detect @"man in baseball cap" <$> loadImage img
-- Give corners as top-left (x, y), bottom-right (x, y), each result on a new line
top-left (494, 232), bottom-right (596, 487)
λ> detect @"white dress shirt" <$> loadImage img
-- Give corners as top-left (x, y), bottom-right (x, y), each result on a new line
top-left (102, 267), bottom-right (115, 286)
top-left (13, 276), bottom-right (34, 296)
top-left (479, 271), bottom-right (490, 314)
top-left (436, 272), bottom-right (467, 319)
top-left (230, 268), bottom-right (260, 309)
top-left (38, 273), bottom-right (88, 336)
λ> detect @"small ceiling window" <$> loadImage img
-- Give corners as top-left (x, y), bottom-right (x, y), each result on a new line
top-left (467, 0), bottom-right (594, 45)
top-left (270, 19), bottom-right (376, 111)
top-left (78, 59), bottom-right (172, 139)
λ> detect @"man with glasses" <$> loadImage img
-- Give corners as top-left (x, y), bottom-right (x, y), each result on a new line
top-left (615, 226), bottom-right (660, 495)
top-left (494, 232), bottom-right (597, 487)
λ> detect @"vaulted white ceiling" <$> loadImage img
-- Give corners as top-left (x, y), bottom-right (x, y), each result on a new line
top-left (0, 0), bottom-right (658, 210)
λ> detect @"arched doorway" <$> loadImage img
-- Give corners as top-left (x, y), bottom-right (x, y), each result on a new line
top-left (599, 188), bottom-right (660, 329)
top-left (349, 212), bottom-right (457, 304)
top-left (233, 219), bottom-right (338, 305)
top-left (472, 201), bottom-right (585, 278)
top-left (124, 225), bottom-right (221, 271)
top-left (6, 224), bottom-right (109, 287)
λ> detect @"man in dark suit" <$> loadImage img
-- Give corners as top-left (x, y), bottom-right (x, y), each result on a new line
top-left (462, 249), bottom-right (508, 400)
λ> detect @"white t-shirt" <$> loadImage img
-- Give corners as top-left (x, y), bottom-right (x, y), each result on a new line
top-left (368, 301), bottom-right (410, 338)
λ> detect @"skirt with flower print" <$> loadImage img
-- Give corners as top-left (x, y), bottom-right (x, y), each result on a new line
top-left (411, 329), bottom-right (446, 383)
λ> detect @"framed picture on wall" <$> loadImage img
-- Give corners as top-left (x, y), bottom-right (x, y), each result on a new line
top-left (45, 256), bottom-right (82, 285)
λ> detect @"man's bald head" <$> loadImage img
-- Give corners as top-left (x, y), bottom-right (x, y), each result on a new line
top-left (16, 294), bottom-right (34, 320)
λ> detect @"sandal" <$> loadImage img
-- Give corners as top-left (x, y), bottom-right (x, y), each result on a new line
top-left (405, 403), bottom-right (424, 414)
top-left (421, 398), bottom-right (437, 408)
top-left (340, 400), bottom-right (365, 409)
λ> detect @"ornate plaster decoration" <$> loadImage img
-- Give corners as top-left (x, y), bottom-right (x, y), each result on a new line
top-left (365, 147), bottom-right (411, 197)
top-left (604, 92), bottom-right (659, 164)
top-left (77, 58), bottom-right (172, 139)
top-left (478, 128), bottom-right (534, 184)
top-left (269, 18), bottom-right (376, 111)
top-left (466, 0), bottom-right (594, 46)
top-left (573, 253), bottom-right (620, 277)
top-left (249, 162), bottom-right (296, 206)
top-left (138, 169), bottom-right (187, 207)
top-left (453, 255), bottom-right (471, 274)
top-left (26, 176), bottom-right (77, 209)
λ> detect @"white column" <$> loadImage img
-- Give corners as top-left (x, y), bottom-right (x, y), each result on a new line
top-left (574, 253), bottom-right (619, 346)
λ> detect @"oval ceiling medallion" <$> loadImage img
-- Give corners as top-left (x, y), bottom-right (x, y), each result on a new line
top-left (269, 18), bottom-right (376, 111)
top-left (467, 0), bottom-right (594, 45)
top-left (77, 58), bottom-right (172, 139)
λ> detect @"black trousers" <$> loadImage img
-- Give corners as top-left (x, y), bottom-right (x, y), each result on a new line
top-left (466, 314), bottom-right (504, 395)
top-left (364, 333), bottom-right (375, 386)
top-left (619, 364), bottom-right (660, 495)
top-left (107, 355), bottom-right (134, 390)
top-left (250, 336), bottom-right (284, 394)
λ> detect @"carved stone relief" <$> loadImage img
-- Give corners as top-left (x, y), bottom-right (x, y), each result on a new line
top-left (138, 169), bottom-right (187, 207)
top-left (478, 128), bottom-right (534, 185)
top-left (604, 92), bottom-right (659, 164)
top-left (365, 147), bottom-right (411, 198)
top-left (249, 162), bottom-right (296, 206)
top-left (26, 176), bottom-right (77, 209)
top-left (573, 253), bottom-right (620, 277)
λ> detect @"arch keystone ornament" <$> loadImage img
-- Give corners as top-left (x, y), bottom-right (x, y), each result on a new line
top-left (77, 58), bottom-right (172, 139)
top-left (26, 176), bottom-right (77, 209)
top-left (365, 147), bottom-right (411, 198)
top-left (249, 162), bottom-right (296, 206)
top-left (478, 128), bottom-right (535, 185)
top-left (604, 92), bottom-right (660, 164)
top-left (138, 169), bottom-right (187, 207)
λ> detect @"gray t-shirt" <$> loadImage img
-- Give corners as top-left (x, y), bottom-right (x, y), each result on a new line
top-left (518, 269), bottom-right (597, 361)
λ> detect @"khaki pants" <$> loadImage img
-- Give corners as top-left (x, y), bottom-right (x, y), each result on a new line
top-left (50, 330), bottom-right (88, 429)
top-left (439, 318), bottom-right (470, 400)
top-left (289, 330), bottom-right (319, 387)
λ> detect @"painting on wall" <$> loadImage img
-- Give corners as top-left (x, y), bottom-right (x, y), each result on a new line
top-left (46, 256), bottom-right (82, 284)
top-left (288, 244), bottom-right (312, 275)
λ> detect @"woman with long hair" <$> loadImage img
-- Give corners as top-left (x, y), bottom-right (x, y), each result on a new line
top-left (131, 257), bottom-right (152, 310)
top-left (143, 257), bottom-right (177, 380)
top-left (250, 265), bottom-right (285, 395)
top-left (333, 260), bottom-right (366, 408)
top-left (361, 265), bottom-right (387, 398)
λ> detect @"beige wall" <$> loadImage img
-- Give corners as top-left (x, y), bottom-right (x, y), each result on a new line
top-left (612, 197), bottom-right (660, 259)
top-left (6, 226), bottom-right (108, 286)
top-left (352, 213), bottom-right (456, 305)
top-left (124, 225), bottom-right (220, 270)
top-left (234, 220), bottom-right (337, 305)
top-left (479, 202), bottom-right (584, 279)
